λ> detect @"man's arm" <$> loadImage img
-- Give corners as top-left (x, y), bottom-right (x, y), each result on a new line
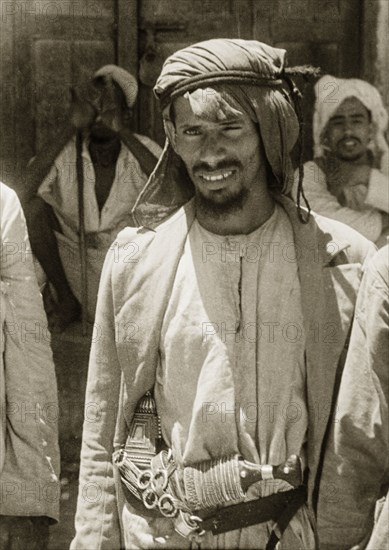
top-left (299, 161), bottom-right (383, 242)
top-left (317, 247), bottom-right (389, 549)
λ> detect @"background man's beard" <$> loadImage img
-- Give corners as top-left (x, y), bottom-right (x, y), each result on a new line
top-left (337, 151), bottom-right (365, 162)
top-left (90, 129), bottom-right (117, 143)
top-left (195, 187), bottom-right (249, 218)
top-left (336, 138), bottom-right (365, 162)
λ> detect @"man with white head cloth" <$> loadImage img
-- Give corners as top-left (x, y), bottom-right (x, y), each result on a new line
top-left (71, 40), bottom-right (375, 550)
top-left (297, 75), bottom-right (389, 246)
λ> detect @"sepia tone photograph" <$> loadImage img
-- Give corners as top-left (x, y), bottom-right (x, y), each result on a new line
top-left (0, 1), bottom-right (388, 549)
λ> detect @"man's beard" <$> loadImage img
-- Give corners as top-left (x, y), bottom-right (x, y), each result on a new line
top-left (335, 137), bottom-right (365, 162)
top-left (192, 159), bottom-right (249, 217)
top-left (90, 128), bottom-right (117, 143)
top-left (337, 151), bottom-right (365, 162)
top-left (195, 186), bottom-right (249, 218)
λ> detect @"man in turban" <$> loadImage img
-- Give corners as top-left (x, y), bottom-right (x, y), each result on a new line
top-left (71, 40), bottom-right (375, 549)
top-left (22, 65), bottom-right (161, 331)
top-left (298, 75), bottom-right (389, 246)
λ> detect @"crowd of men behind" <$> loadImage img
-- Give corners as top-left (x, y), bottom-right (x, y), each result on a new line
top-left (0, 37), bottom-right (388, 550)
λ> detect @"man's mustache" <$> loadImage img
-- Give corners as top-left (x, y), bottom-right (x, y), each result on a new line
top-left (193, 159), bottom-right (242, 175)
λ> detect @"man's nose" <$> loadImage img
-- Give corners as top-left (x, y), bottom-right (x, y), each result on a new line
top-left (343, 120), bottom-right (353, 135)
top-left (199, 133), bottom-right (225, 165)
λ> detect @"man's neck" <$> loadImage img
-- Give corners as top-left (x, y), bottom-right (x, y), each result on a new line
top-left (195, 185), bottom-right (275, 236)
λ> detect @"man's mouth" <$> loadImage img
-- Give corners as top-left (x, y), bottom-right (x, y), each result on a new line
top-left (199, 169), bottom-right (235, 182)
top-left (339, 137), bottom-right (360, 149)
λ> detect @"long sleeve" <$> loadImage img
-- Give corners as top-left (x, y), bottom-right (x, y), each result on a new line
top-left (70, 251), bottom-right (124, 550)
top-left (299, 161), bottom-right (383, 242)
top-left (317, 246), bottom-right (389, 549)
top-left (0, 182), bottom-right (60, 519)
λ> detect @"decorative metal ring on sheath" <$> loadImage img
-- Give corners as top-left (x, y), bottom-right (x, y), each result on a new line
top-left (137, 470), bottom-right (153, 490)
top-left (151, 469), bottom-right (169, 492)
top-left (142, 488), bottom-right (158, 509)
top-left (158, 494), bottom-right (177, 518)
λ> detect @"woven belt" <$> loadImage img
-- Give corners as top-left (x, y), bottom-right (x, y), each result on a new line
top-left (200, 485), bottom-right (307, 550)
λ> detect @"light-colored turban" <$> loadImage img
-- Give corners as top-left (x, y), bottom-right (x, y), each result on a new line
top-left (93, 64), bottom-right (138, 108)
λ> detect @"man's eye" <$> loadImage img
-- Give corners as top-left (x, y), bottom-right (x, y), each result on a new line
top-left (183, 129), bottom-right (201, 136)
top-left (224, 126), bottom-right (242, 132)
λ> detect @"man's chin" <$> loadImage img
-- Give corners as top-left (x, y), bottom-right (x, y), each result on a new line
top-left (90, 127), bottom-right (117, 142)
top-left (195, 188), bottom-right (249, 217)
top-left (336, 149), bottom-right (365, 162)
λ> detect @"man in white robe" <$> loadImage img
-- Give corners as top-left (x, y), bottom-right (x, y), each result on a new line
top-left (71, 39), bottom-right (375, 549)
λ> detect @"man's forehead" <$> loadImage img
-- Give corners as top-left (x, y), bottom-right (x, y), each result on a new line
top-left (173, 92), bottom-right (247, 126)
top-left (73, 79), bottom-right (111, 100)
top-left (330, 96), bottom-right (370, 119)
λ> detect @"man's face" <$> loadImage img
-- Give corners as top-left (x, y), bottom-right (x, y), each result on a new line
top-left (70, 80), bottom-right (128, 140)
top-left (88, 81), bottom-right (127, 140)
top-left (324, 97), bottom-right (372, 162)
top-left (171, 95), bottom-right (267, 213)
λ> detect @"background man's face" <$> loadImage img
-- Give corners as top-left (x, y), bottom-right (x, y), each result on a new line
top-left (88, 81), bottom-right (127, 140)
top-left (172, 95), bottom-right (267, 212)
top-left (324, 97), bottom-right (372, 162)
top-left (70, 80), bottom-right (128, 140)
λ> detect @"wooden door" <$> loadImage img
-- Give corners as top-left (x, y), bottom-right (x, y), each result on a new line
top-left (0, 0), bottom-right (119, 191)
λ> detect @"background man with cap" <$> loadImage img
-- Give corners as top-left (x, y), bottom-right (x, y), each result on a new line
top-left (298, 75), bottom-right (389, 247)
top-left (71, 40), bottom-right (375, 549)
top-left (21, 65), bottom-right (161, 332)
